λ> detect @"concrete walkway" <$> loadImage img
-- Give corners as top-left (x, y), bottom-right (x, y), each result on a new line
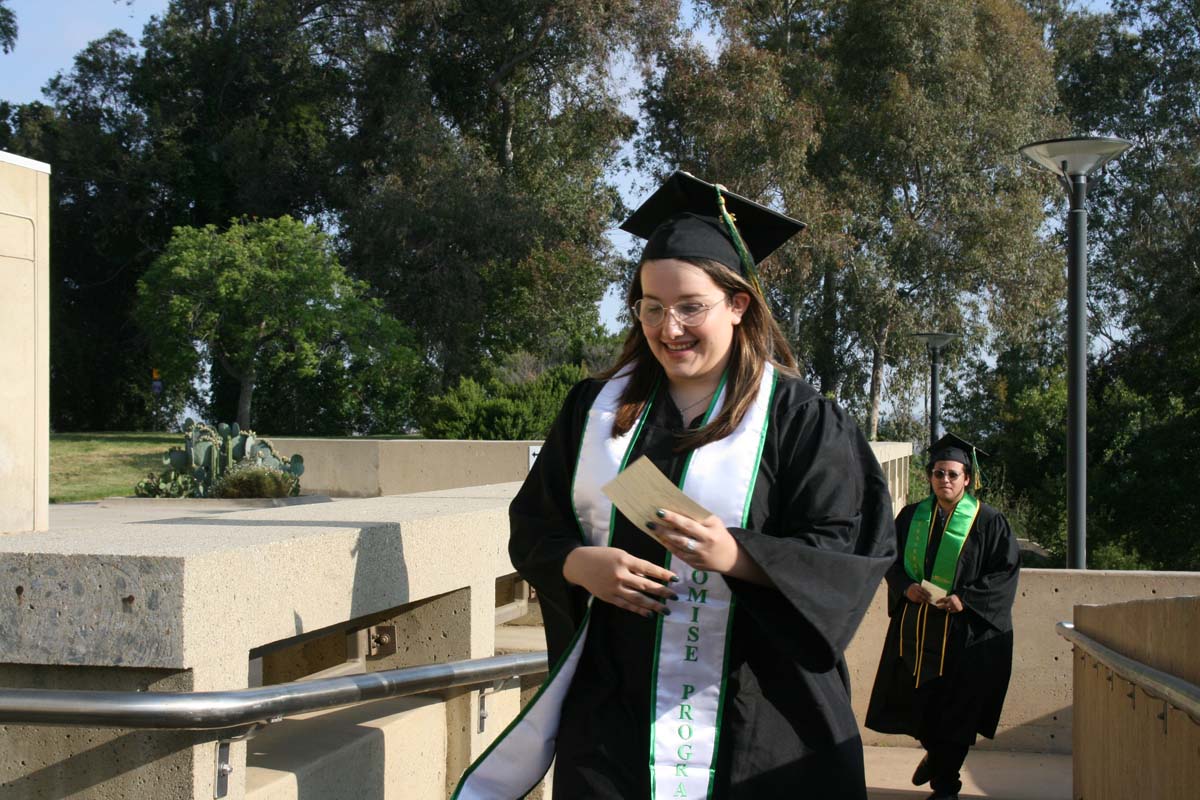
top-left (865, 746), bottom-right (1071, 800)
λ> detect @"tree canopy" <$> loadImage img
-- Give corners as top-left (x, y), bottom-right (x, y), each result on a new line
top-left (137, 215), bottom-right (424, 432)
top-left (3, 0), bottom-right (1200, 567)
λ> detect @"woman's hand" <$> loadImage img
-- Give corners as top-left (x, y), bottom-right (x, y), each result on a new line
top-left (904, 583), bottom-right (933, 604)
top-left (650, 509), bottom-right (770, 584)
top-left (562, 546), bottom-right (678, 618)
top-left (935, 594), bottom-right (964, 613)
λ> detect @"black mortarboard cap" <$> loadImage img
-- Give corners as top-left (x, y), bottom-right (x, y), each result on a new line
top-left (619, 171), bottom-right (806, 281)
top-left (927, 433), bottom-right (988, 491)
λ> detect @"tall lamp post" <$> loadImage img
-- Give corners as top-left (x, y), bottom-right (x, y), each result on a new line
top-left (1019, 136), bottom-right (1131, 570)
top-left (914, 332), bottom-right (958, 449)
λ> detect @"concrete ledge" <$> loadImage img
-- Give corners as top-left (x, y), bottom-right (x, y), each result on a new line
top-left (268, 438), bottom-right (913, 506)
top-left (0, 484), bottom-right (526, 799)
top-left (267, 438), bottom-right (543, 497)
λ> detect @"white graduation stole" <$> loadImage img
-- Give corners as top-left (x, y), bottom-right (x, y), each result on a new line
top-left (452, 365), bottom-right (775, 800)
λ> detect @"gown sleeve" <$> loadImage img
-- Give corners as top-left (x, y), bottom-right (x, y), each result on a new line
top-left (883, 504), bottom-right (917, 615)
top-left (508, 380), bottom-right (595, 663)
top-left (724, 394), bottom-right (897, 672)
top-left (956, 508), bottom-right (1020, 633)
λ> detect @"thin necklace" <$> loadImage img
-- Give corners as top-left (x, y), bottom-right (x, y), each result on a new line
top-left (676, 391), bottom-right (715, 415)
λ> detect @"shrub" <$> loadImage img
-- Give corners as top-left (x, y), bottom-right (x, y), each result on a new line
top-left (134, 420), bottom-right (304, 497)
top-left (211, 462), bottom-right (299, 499)
top-left (422, 363), bottom-right (588, 440)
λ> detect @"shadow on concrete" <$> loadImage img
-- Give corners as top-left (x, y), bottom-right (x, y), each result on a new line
top-left (0, 728), bottom-right (205, 797)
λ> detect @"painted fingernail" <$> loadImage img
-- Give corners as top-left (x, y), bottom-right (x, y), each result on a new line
top-left (661, 608), bottom-right (671, 616)
top-left (671, 595), bottom-right (680, 602)
top-left (670, 576), bottom-right (680, 583)
top-left (655, 508), bottom-right (667, 518)
top-left (646, 521), bottom-right (657, 530)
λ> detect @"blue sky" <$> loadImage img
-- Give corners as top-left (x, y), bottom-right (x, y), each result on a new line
top-left (2, 1), bottom-right (170, 105)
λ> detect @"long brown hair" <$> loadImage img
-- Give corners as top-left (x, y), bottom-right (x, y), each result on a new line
top-left (596, 257), bottom-right (798, 451)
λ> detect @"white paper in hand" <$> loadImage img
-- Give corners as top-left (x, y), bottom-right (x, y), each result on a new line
top-left (920, 580), bottom-right (947, 602)
top-left (601, 456), bottom-right (712, 547)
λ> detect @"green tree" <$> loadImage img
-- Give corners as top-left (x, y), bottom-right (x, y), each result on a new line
top-left (2, 1), bottom-right (351, 429)
top-left (0, 0), bottom-right (16, 54)
top-left (642, 0), bottom-right (1063, 438)
top-left (336, 0), bottom-right (675, 386)
top-left (1, 33), bottom-right (196, 429)
top-left (1043, 0), bottom-right (1200, 569)
top-left (137, 216), bottom-right (422, 431)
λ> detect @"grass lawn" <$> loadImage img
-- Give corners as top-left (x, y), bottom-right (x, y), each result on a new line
top-left (50, 432), bottom-right (179, 503)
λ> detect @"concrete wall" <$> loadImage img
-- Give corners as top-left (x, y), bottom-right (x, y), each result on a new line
top-left (268, 438), bottom-right (543, 497)
top-left (845, 570), bottom-right (1200, 754)
top-left (1070, 596), bottom-right (1200, 800)
top-left (0, 484), bottom-right (525, 799)
top-left (0, 151), bottom-right (50, 536)
top-left (268, 438), bottom-right (911, 506)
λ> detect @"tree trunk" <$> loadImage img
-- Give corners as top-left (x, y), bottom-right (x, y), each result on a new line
top-left (236, 368), bottom-right (256, 430)
top-left (868, 321), bottom-right (891, 441)
top-left (813, 263), bottom-right (841, 396)
top-left (501, 96), bottom-right (514, 173)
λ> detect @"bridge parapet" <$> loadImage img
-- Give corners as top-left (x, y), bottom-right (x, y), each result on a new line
top-left (0, 485), bottom-right (522, 799)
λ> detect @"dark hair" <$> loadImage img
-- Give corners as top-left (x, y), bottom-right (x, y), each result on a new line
top-left (595, 257), bottom-right (797, 451)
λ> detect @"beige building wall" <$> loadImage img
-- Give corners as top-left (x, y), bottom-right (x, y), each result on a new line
top-left (0, 151), bottom-right (50, 535)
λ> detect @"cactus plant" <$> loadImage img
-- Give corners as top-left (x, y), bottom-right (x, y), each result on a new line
top-left (134, 420), bottom-right (304, 498)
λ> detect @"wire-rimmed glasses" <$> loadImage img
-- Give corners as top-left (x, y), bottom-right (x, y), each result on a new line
top-left (631, 297), bottom-right (726, 328)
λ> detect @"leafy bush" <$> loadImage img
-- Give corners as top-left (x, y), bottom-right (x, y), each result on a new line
top-left (421, 363), bottom-right (589, 440)
top-left (211, 462), bottom-right (298, 498)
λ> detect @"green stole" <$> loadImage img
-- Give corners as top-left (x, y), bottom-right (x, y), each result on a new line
top-left (898, 493), bottom-right (980, 686)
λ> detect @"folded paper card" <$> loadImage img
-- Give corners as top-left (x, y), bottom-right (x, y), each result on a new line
top-left (920, 580), bottom-right (948, 602)
top-left (601, 456), bottom-right (712, 547)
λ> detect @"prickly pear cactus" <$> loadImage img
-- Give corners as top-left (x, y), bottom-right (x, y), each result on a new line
top-left (136, 421), bottom-right (304, 498)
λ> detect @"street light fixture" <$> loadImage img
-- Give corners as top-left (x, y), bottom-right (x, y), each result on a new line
top-left (914, 332), bottom-right (958, 449)
top-left (1019, 135), bottom-right (1132, 570)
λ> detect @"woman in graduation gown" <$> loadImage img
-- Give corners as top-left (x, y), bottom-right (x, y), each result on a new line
top-left (865, 435), bottom-right (1021, 800)
top-left (452, 172), bottom-right (896, 800)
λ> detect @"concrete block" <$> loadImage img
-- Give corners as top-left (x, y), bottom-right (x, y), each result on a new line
top-left (0, 664), bottom-right (206, 800)
top-left (245, 697), bottom-right (447, 800)
top-left (0, 488), bottom-right (520, 799)
top-left (0, 151), bottom-right (50, 537)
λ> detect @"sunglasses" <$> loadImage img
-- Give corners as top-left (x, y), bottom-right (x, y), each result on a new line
top-left (932, 469), bottom-right (964, 480)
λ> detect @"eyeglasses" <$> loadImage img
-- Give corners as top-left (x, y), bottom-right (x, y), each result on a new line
top-left (932, 469), bottom-right (964, 480)
top-left (631, 297), bottom-right (726, 328)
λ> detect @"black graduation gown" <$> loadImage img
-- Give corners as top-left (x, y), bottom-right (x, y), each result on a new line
top-left (508, 373), bottom-right (896, 799)
top-left (865, 499), bottom-right (1020, 745)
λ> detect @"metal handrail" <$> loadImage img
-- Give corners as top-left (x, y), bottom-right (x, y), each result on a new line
top-left (1057, 621), bottom-right (1200, 723)
top-left (0, 652), bottom-right (548, 731)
